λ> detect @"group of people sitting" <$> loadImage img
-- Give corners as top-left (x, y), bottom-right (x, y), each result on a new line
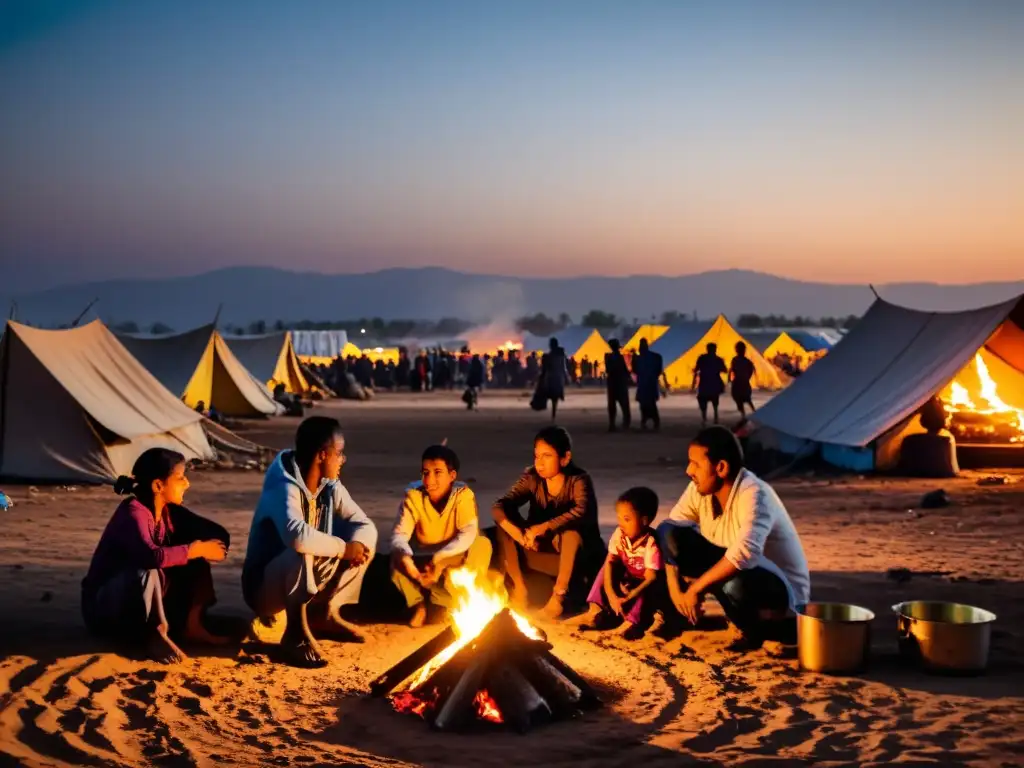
top-left (82, 417), bottom-right (810, 667)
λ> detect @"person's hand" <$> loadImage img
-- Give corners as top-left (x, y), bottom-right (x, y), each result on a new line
top-left (188, 539), bottom-right (227, 562)
top-left (343, 541), bottom-right (370, 565)
top-left (419, 562), bottom-right (440, 587)
top-left (674, 586), bottom-right (703, 625)
top-left (608, 593), bottom-right (624, 617)
top-left (523, 524), bottom-right (547, 550)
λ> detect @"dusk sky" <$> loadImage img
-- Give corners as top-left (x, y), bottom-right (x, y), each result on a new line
top-left (1, 1), bottom-right (1022, 293)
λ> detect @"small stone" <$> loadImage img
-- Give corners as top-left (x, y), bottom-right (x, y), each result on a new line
top-left (41, 591), bottom-right (53, 602)
top-left (919, 489), bottom-right (949, 509)
top-left (887, 567), bottom-right (913, 583)
top-left (977, 475), bottom-right (1007, 486)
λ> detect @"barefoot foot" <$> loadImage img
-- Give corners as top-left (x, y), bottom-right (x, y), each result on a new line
top-left (183, 610), bottom-right (231, 646)
top-left (147, 625), bottom-right (187, 664)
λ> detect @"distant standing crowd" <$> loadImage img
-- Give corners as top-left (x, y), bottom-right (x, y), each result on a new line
top-left (304, 336), bottom-right (761, 430)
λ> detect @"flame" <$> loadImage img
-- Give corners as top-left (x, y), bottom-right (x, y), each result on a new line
top-left (474, 690), bottom-right (503, 723)
top-left (406, 567), bottom-right (541, 690)
top-left (942, 353), bottom-right (1024, 442)
top-left (948, 381), bottom-right (975, 409)
top-left (391, 688), bottom-right (437, 719)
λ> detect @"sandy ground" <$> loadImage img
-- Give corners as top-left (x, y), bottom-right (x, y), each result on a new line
top-left (1, 390), bottom-right (1023, 767)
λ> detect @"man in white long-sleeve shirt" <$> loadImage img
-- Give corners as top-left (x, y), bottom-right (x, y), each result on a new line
top-left (657, 426), bottom-right (809, 649)
top-left (390, 444), bottom-right (492, 627)
top-left (243, 417), bottom-right (378, 667)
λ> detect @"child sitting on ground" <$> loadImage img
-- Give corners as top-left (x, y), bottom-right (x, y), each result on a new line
top-left (390, 444), bottom-right (492, 627)
top-left (578, 486), bottom-right (662, 640)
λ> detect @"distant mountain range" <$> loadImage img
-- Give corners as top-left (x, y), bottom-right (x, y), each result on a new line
top-left (3, 267), bottom-right (1022, 329)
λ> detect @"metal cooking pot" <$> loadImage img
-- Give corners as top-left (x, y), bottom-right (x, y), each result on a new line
top-left (893, 601), bottom-right (996, 674)
top-left (796, 602), bottom-right (874, 674)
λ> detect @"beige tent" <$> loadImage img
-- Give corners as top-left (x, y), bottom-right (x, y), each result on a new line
top-left (0, 320), bottom-right (215, 483)
top-left (226, 332), bottom-right (309, 393)
top-left (751, 295), bottom-right (1024, 471)
top-left (118, 325), bottom-right (280, 417)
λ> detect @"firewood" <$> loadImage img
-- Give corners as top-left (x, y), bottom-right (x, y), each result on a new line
top-left (516, 654), bottom-right (584, 717)
top-left (432, 655), bottom-right (489, 731)
top-left (370, 625), bottom-right (457, 696)
top-left (418, 611), bottom-right (514, 706)
top-left (541, 650), bottom-right (602, 709)
top-left (486, 664), bottom-right (551, 734)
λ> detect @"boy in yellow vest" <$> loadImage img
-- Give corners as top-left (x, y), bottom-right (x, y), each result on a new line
top-left (390, 444), bottom-right (492, 627)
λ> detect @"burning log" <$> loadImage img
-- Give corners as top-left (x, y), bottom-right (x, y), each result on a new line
top-left (370, 625), bottom-right (457, 696)
top-left (487, 664), bottom-right (551, 733)
top-left (375, 606), bottom-right (601, 732)
top-left (432, 656), bottom-right (489, 731)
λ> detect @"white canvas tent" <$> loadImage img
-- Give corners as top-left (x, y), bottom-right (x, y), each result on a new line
top-left (0, 320), bottom-right (215, 483)
top-left (750, 296), bottom-right (1024, 471)
top-left (118, 325), bottom-right (281, 417)
top-left (292, 330), bottom-right (349, 360)
top-left (226, 332), bottom-right (309, 394)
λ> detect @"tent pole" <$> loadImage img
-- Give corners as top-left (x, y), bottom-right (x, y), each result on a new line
top-left (868, 284), bottom-right (880, 299)
top-left (71, 298), bottom-right (99, 327)
top-left (213, 303), bottom-right (224, 327)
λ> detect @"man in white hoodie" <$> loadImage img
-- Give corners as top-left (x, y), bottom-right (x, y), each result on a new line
top-left (243, 416), bottom-right (378, 667)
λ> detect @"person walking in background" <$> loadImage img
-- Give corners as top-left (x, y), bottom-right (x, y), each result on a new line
top-left (539, 338), bottom-right (568, 421)
top-left (692, 342), bottom-right (727, 425)
top-left (633, 338), bottom-right (668, 431)
top-left (729, 341), bottom-right (757, 419)
top-left (604, 339), bottom-right (632, 431)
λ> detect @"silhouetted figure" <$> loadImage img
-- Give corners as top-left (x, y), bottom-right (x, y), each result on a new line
top-left (604, 339), bottom-right (631, 431)
top-left (539, 338), bottom-right (568, 421)
top-left (729, 341), bottom-right (756, 419)
top-left (692, 342), bottom-right (727, 425)
top-left (633, 338), bottom-right (668, 431)
top-left (464, 354), bottom-right (485, 410)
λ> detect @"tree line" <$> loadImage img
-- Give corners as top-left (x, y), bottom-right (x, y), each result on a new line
top-left (106, 310), bottom-right (859, 338)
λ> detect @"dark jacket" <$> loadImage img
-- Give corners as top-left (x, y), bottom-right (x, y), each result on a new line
top-left (491, 464), bottom-right (602, 547)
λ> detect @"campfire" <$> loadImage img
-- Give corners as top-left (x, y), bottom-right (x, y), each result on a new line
top-left (942, 354), bottom-right (1024, 444)
top-left (370, 568), bottom-right (601, 732)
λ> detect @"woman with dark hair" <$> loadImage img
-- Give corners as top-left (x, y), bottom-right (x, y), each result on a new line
top-left (492, 426), bottom-right (604, 619)
top-left (82, 448), bottom-right (231, 662)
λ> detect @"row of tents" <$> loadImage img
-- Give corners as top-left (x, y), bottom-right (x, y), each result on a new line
top-left (522, 316), bottom-right (832, 391)
top-left (12, 294), bottom-right (1008, 483)
top-left (0, 321), bottom-right (312, 484)
top-left (295, 319), bottom-right (838, 391)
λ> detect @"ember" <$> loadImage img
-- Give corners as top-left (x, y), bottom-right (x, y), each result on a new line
top-left (474, 690), bottom-right (503, 724)
top-left (371, 567), bottom-right (600, 732)
top-left (943, 354), bottom-right (1024, 444)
